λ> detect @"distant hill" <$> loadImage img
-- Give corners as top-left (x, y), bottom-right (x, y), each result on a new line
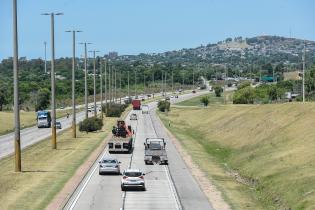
top-left (115, 35), bottom-right (315, 69)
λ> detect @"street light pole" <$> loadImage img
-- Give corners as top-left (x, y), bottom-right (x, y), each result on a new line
top-left (13, 0), bottom-right (21, 172)
top-left (66, 30), bottom-right (82, 138)
top-left (119, 71), bottom-right (122, 104)
top-left (79, 42), bottom-right (91, 119)
top-left (89, 50), bottom-right (99, 116)
top-left (42, 12), bottom-right (63, 149)
top-left (302, 43), bottom-right (306, 103)
top-left (44, 41), bottom-right (47, 74)
top-left (134, 71), bottom-right (137, 98)
top-left (128, 71), bottom-right (130, 98)
top-left (100, 61), bottom-right (103, 119)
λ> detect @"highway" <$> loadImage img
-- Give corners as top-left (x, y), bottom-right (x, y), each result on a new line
top-left (64, 92), bottom-right (213, 210)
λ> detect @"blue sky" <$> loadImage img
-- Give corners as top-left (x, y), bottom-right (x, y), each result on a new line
top-left (0, 0), bottom-right (314, 60)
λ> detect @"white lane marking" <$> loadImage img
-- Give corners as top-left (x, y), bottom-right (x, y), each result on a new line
top-left (67, 151), bottom-right (107, 210)
top-left (164, 165), bottom-right (182, 210)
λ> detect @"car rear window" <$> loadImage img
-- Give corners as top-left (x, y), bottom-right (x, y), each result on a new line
top-left (102, 159), bottom-right (117, 164)
top-left (125, 172), bottom-right (142, 177)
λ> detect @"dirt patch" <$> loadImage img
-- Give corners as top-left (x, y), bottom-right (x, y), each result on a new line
top-left (157, 116), bottom-right (231, 210)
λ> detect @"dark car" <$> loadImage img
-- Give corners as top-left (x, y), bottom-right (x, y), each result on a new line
top-left (56, 121), bottom-right (62, 129)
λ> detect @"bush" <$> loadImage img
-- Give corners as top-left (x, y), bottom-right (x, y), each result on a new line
top-left (214, 86), bottom-right (223, 97)
top-left (237, 81), bottom-right (251, 90)
top-left (104, 103), bottom-right (128, 117)
top-left (200, 96), bottom-right (209, 106)
top-left (158, 100), bottom-right (170, 112)
top-left (79, 117), bottom-right (103, 133)
top-left (233, 86), bottom-right (255, 104)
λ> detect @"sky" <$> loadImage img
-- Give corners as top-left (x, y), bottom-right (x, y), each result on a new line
top-left (0, 0), bottom-right (314, 60)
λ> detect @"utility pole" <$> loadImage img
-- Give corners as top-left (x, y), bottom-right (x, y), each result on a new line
top-left (119, 71), bottom-right (122, 104)
top-left (44, 41), bottom-right (47, 74)
top-left (66, 30), bottom-right (81, 138)
top-left (114, 67), bottom-right (117, 103)
top-left (79, 42), bottom-right (91, 119)
top-left (100, 61), bottom-right (103, 119)
top-left (13, 0), bottom-right (21, 172)
top-left (152, 72), bottom-right (155, 97)
top-left (128, 71), bottom-right (130, 98)
top-left (134, 71), bottom-right (137, 98)
top-left (172, 70), bottom-right (174, 93)
top-left (302, 43), bottom-right (306, 103)
top-left (193, 68), bottom-right (195, 90)
top-left (144, 74), bottom-right (146, 96)
top-left (104, 60), bottom-right (107, 105)
top-left (89, 50), bottom-right (99, 116)
top-left (109, 64), bottom-right (111, 103)
top-left (42, 12), bottom-right (63, 149)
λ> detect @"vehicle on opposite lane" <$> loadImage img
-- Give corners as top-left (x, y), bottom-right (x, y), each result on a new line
top-left (142, 104), bottom-right (149, 114)
top-left (121, 169), bottom-right (146, 191)
top-left (99, 156), bottom-right (121, 175)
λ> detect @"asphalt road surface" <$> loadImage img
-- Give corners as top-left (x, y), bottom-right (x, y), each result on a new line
top-left (64, 91), bottom-right (213, 210)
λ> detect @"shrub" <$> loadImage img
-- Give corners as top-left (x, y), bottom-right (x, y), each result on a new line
top-left (104, 103), bottom-right (128, 117)
top-left (79, 117), bottom-right (103, 133)
top-left (158, 100), bottom-right (170, 112)
top-left (233, 86), bottom-right (255, 104)
top-left (214, 86), bottom-right (223, 97)
top-left (200, 96), bottom-right (209, 106)
top-left (237, 81), bottom-right (251, 90)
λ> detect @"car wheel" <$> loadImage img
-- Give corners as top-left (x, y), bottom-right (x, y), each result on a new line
top-left (142, 187), bottom-right (146, 191)
top-left (121, 186), bottom-right (125, 191)
top-left (99, 172), bottom-right (102, 175)
top-left (144, 161), bottom-right (148, 165)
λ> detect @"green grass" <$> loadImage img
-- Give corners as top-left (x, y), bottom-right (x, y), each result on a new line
top-left (176, 92), bottom-right (233, 106)
top-left (159, 103), bottom-right (315, 210)
top-left (0, 116), bottom-right (116, 210)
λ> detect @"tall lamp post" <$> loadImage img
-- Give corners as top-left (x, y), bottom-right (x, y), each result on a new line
top-left (66, 30), bottom-right (82, 138)
top-left (79, 42), bottom-right (92, 119)
top-left (41, 12), bottom-right (63, 149)
top-left (89, 50), bottom-right (100, 116)
top-left (13, 0), bottom-right (21, 172)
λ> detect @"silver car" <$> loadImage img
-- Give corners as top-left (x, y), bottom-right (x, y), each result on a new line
top-left (121, 169), bottom-right (146, 191)
top-left (99, 156), bottom-right (121, 175)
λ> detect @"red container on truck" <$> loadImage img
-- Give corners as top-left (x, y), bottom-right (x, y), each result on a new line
top-left (132, 99), bottom-right (141, 110)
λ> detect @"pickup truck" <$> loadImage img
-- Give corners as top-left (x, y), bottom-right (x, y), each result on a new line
top-left (144, 138), bottom-right (168, 165)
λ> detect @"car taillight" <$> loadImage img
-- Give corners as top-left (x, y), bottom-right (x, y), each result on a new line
top-left (123, 176), bottom-right (128, 179)
top-left (139, 176), bottom-right (144, 179)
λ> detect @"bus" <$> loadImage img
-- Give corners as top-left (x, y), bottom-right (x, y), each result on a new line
top-left (37, 111), bottom-right (52, 128)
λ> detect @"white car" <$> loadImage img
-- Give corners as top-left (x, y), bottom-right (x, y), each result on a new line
top-left (130, 113), bottom-right (137, 120)
top-left (99, 156), bottom-right (121, 175)
top-left (121, 169), bottom-right (146, 191)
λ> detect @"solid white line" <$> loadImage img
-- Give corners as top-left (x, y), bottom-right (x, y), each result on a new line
top-left (67, 151), bottom-right (107, 210)
top-left (164, 165), bottom-right (182, 210)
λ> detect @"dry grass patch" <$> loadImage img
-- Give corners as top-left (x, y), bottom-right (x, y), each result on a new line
top-left (159, 103), bottom-right (315, 210)
top-left (0, 116), bottom-right (115, 210)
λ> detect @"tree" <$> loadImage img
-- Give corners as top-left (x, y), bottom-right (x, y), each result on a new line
top-left (35, 88), bottom-right (50, 111)
top-left (214, 86), bottom-right (223, 97)
top-left (233, 86), bottom-right (255, 104)
top-left (0, 88), bottom-right (7, 111)
top-left (200, 96), bottom-right (209, 106)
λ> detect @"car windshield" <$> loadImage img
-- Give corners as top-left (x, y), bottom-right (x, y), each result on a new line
top-left (56, 122), bottom-right (60, 125)
top-left (124, 172), bottom-right (142, 177)
top-left (102, 159), bottom-right (117, 164)
top-left (149, 142), bottom-right (162, 150)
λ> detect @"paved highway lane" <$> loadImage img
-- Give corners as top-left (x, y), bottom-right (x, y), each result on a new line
top-left (64, 91), bottom-right (212, 210)
top-left (0, 111), bottom-right (93, 159)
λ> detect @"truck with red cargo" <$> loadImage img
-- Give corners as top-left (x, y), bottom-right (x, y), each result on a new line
top-left (132, 99), bottom-right (141, 110)
top-left (108, 120), bottom-right (133, 153)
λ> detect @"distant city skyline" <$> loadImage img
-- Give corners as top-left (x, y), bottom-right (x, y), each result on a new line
top-left (0, 0), bottom-right (314, 60)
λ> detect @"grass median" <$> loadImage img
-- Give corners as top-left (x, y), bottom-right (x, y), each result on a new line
top-left (176, 92), bottom-right (233, 106)
top-left (0, 116), bottom-right (116, 210)
top-left (159, 103), bottom-right (315, 210)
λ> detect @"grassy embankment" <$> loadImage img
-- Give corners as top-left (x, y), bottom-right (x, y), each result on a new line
top-left (176, 91), bottom-right (233, 106)
top-left (159, 101), bottom-right (315, 210)
top-left (0, 109), bottom-right (81, 135)
top-left (0, 115), bottom-right (117, 210)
